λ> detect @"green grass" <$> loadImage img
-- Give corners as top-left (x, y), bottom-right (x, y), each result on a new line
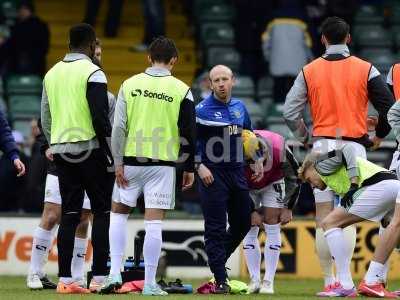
top-left (2, 276), bottom-right (398, 299)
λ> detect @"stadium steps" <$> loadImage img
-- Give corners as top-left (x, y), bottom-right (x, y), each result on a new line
top-left (35, 0), bottom-right (197, 94)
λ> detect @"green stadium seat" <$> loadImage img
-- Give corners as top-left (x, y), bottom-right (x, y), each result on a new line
top-left (193, 0), bottom-right (225, 15)
top-left (265, 103), bottom-right (284, 124)
top-left (259, 97), bottom-right (273, 115)
top-left (6, 75), bottom-right (42, 95)
top-left (200, 23), bottom-right (235, 47)
top-left (354, 25), bottom-right (392, 48)
top-left (9, 95), bottom-right (41, 119)
top-left (198, 4), bottom-right (235, 23)
top-left (354, 5), bottom-right (384, 25)
top-left (389, 5), bottom-right (400, 25)
top-left (206, 47), bottom-right (240, 71)
top-left (257, 76), bottom-right (274, 98)
top-left (12, 119), bottom-right (31, 138)
top-left (0, 0), bottom-right (17, 25)
top-left (392, 26), bottom-right (400, 50)
top-left (232, 75), bottom-right (255, 98)
top-left (267, 122), bottom-right (294, 140)
top-left (359, 48), bottom-right (396, 74)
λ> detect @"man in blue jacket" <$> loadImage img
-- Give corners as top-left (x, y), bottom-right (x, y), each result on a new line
top-left (196, 65), bottom-right (263, 294)
top-left (0, 109), bottom-right (25, 176)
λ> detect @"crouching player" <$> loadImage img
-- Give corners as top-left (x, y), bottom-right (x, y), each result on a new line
top-left (241, 130), bottom-right (300, 294)
top-left (299, 143), bottom-right (400, 298)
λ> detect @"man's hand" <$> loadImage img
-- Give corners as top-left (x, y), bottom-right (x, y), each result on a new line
top-left (251, 159), bottom-right (264, 182)
top-left (182, 171), bottom-right (194, 191)
top-left (341, 183), bottom-right (358, 209)
top-left (280, 208), bottom-right (293, 225)
top-left (198, 164), bottom-right (214, 187)
top-left (371, 136), bottom-right (383, 150)
top-left (251, 211), bottom-right (263, 226)
top-left (115, 165), bottom-right (128, 188)
top-left (45, 148), bottom-right (53, 161)
top-left (13, 158), bottom-right (26, 177)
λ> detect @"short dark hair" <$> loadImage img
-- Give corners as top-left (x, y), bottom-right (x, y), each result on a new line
top-left (69, 23), bottom-right (96, 49)
top-left (321, 16), bottom-right (350, 44)
top-left (148, 36), bottom-right (178, 64)
top-left (18, 0), bottom-right (35, 13)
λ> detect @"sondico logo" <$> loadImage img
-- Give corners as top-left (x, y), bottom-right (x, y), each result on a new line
top-left (131, 89), bottom-right (173, 102)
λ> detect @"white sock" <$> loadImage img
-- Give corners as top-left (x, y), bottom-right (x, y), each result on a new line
top-left (264, 223), bottom-right (281, 283)
top-left (364, 261), bottom-right (385, 285)
top-left (324, 228), bottom-right (354, 289)
top-left (29, 227), bottom-right (53, 277)
top-left (71, 237), bottom-right (88, 281)
top-left (378, 226), bottom-right (390, 283)
top-left (109, 212), bottom-right (129, 276)
top-left (243, 226), bottom-right (261, 282)
top-left (316, 228), bottom-right (335, 286)
top-left (60, 277), bottom-right (73, 284)
top-left (144, 220), bottom-right (162, 286)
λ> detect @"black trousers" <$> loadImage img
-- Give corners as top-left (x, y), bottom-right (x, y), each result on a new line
top-left (199, 167), bottom-right (253, 284)
top-left (54, 148), bottom-right (114, 277)
top-left (273, 76), bottom-right (295, 103)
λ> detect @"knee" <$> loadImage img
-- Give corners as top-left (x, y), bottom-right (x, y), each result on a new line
top-left (321, 216), bottom-right (336, 232)
top-left (41, 211), bottom-right (60, 229)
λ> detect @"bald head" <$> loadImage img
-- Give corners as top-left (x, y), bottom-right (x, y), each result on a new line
top-left (209, 65), bottom-right (235, 103)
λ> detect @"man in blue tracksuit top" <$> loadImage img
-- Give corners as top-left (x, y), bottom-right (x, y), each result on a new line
top-left (195, 65), bottom-right (263, 294)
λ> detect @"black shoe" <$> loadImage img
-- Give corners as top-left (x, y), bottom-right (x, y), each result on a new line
top-left (40, 276), bottom-right (57, 289)
top-left (157, 279), bottom-right (187, 294)
top-left (214, 282), bottom-right (230, 294)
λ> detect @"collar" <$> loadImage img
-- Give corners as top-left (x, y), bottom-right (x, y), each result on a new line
top-left (323, 44), bottom-right (350, 57)
top-left (63, 53), bottom-right (92, 62)
top-left (145, 66), bottom-right (171, 76)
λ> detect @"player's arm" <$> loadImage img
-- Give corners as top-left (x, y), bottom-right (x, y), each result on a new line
top-left (283, 71), bottom-right (309, 144)
top-left (388, 101), bottom-right (400, 143)
top-left (386, 66), bottom-right (395, 96)
top-left (282, 145), bottom-right (300, 210)
top-left (40, 84), bottom-right (51, 144)
top-left (368, 66), bottom-right (395, 139)
top-left (111, 86), bottom-right (127, 167)
top-left (86, 69), bottom-right (112, 161)
top-left (178, 89), bottom-right (196, 172)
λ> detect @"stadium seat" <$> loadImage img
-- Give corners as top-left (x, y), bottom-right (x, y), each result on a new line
top-left (12, 119), bottom-right (32, 138)
top-left (354, 25), bottom-right (392, 48)
top-left (0, 0), bottom-right (17, 25)
top-left (6, 75), bottom-right (42, 95)
top-left (257, 76), bottom-right (274, 98)
top-left (232, 75), bottom-right (255, 98)
top-left (392, 26), bottom-right (400, 50)
top-left (200, 23), bottom-right (235, 47)
top-left (359, 48), bottom-right (396, 74)
top-left (267, 122), bottom-right (294, 140)
top-left (264, 103), bottom-right (284, 124)
top-left (197, 3), bottom-right (235, 23)
top-left (389, 4), bottom-right (400, 25)
top-left (206, 47), bottom-right (240, 71)
top-left (259, 97), bottom-right (273, 115)
top-left (354, 5), bottom-right (384, 25)
top-left (193, 0), bottom-right (226, 15)
top-left (8, 95), bottom-right (41, 119)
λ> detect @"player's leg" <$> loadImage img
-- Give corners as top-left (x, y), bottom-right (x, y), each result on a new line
top-left (318, 208), bottom-right (362, 297)
top-left (141, 166), bottom-right (175, 296)
top-left (259, 179), bottom-right (285, 294)
top-left (243, 192), bottom-right (261, 293)
top-left (200, 168), bottom-right (230, 292)
top-left (71, 203), bottom-right (90, 286)
top-left (101, 166), bottom-right (141, 294)
top-left (27, 174), bottom-right (61, 290)
top-left (358, 181), bottom-right (400, 298)
top-left (314, 189), bottom-right (337, 289)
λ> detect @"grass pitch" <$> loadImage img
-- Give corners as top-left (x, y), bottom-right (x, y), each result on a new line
top-left (2, 276), bottom-right (398, 299)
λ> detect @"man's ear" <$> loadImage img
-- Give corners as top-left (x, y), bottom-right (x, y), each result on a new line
top-left (147, 55), bottom-right (152, 64)
top-left (169, 57), bottom-right (178, 66)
